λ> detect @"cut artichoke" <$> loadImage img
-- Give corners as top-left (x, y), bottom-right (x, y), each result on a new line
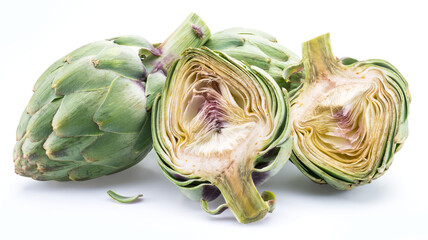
top-left (205, 28), bottom-right (304, 93)
top-left (13, 13), bottom-right (211, 181)
top-left (290, 33), bottom-right (410, 190)
top-left (152, 48), bottom-right (292, 223)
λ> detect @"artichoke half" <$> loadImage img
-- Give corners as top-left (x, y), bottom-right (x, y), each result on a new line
top-left (205, 28), bottom-right (303, 94)
top-left (13, 14), bottom-right (211, 181)
top-left (290, 34), bottom-right (410, 190)
top-left (152, 48), bottom-right (292, 223)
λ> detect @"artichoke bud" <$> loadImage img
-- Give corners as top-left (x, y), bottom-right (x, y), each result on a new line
top-left (289, 33), bottom-right (410, 190)
top-left (13, 13), bottom-right (211, 181)
top-left (152, 48), bottom-right (292, 223)
top-left (205, 28), bottom-right (303, 93)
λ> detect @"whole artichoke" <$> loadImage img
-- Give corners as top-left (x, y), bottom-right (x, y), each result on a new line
top-left (289, 33), bottom-right (410, 190)
top-left (205, 28), bottom-right (303, 93)
top-left (152, 48), bottom-right (292, 223)
top-left (13, 13), bottom-right (211, 181)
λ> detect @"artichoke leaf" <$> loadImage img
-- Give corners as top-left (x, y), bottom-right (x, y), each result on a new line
top-left (145, 72), bottom-right (166, 110)
top-left (52, 89), bottom-right (107, 137)
top-left (205, 28), bottom-right (303, 92)
top-left (108, 35), bottom-right (161, 57)
top-left (94, 77), bottom-right (147, 134)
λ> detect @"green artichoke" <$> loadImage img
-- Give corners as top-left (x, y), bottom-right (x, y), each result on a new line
top-left (205, 28), bottom-right (303, 93)
top-left (13, 13), bottom-right (211, 181)
top-left (289, 33), bottom-right (410, 190)
top-left (152, 48), bottom-right (292, 223)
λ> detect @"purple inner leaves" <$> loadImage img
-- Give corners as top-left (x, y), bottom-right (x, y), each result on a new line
top-left (183, 79), bottom-right (229, 134)
top-left (200, 93), bottom-right (225, 133)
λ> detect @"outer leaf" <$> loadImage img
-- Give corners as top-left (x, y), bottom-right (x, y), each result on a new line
top-left (52, 89), bottom-right (107, 137)
top-left (94, 77), bottom-right (147, 134)
top-left (26, 99), bottom-right (61, 142)
top-left (52, 56), bottom-right (118, 94)
top-left (205, 28), bottom-right (302, 92)
top-left (44, 132), bottom-right (98, 161)
top-left (93, 45), bottom-right (147, 80)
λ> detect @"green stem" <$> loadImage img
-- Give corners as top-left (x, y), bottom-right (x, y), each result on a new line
top-left (302, 33), bottom-right (341, 82)
top-left (213, 165), bottom-right (271, 224)
top-left (143, 13), bottom-right (211, 74)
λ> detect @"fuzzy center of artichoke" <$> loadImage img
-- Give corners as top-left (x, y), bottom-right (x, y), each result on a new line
top-left (165, 62), bottom-right (272, 179)
top-left (292, 67), bottom-right (398, 178)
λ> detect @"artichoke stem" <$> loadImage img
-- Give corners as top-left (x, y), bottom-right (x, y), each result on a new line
top-left (303, 33), bottom-right (341, 82)
top-left (143, 13), bottom-right (211, 74)
top-left (213, 164), bottom-right (270, 224)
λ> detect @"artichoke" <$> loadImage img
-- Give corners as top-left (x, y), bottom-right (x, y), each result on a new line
top-left (290, 33), bottom-right (410, 190)
top-left (13, 13), bottom-right (211, 181)
top-left (152, 48), bottom-right (292, 223)
top-left (205, 28), bottom-right (303, 93)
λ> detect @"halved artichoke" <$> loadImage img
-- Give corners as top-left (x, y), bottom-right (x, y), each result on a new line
top-left (290, 33), bottom-right (410, 190)
top-left (13, 14), bottom-right (211, 181)
top-left (205, 28), bottom-right (303, 93)
top-left (152, 48), bottom-right (292, 223)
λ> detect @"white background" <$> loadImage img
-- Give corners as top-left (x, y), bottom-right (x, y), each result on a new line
top-left (1, 0), bottom-right (427, 239)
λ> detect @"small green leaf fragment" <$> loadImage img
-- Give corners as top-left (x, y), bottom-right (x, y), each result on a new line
top-left (107, 190), bottom-right (143, 203)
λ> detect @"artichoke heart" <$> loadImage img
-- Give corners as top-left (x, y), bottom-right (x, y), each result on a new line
top-left (290, 33), bottom-right (410, 190)
top-left (171, 58), bottom-right (271, 176)
top-left (152, 48), bottom-right (292, 223)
